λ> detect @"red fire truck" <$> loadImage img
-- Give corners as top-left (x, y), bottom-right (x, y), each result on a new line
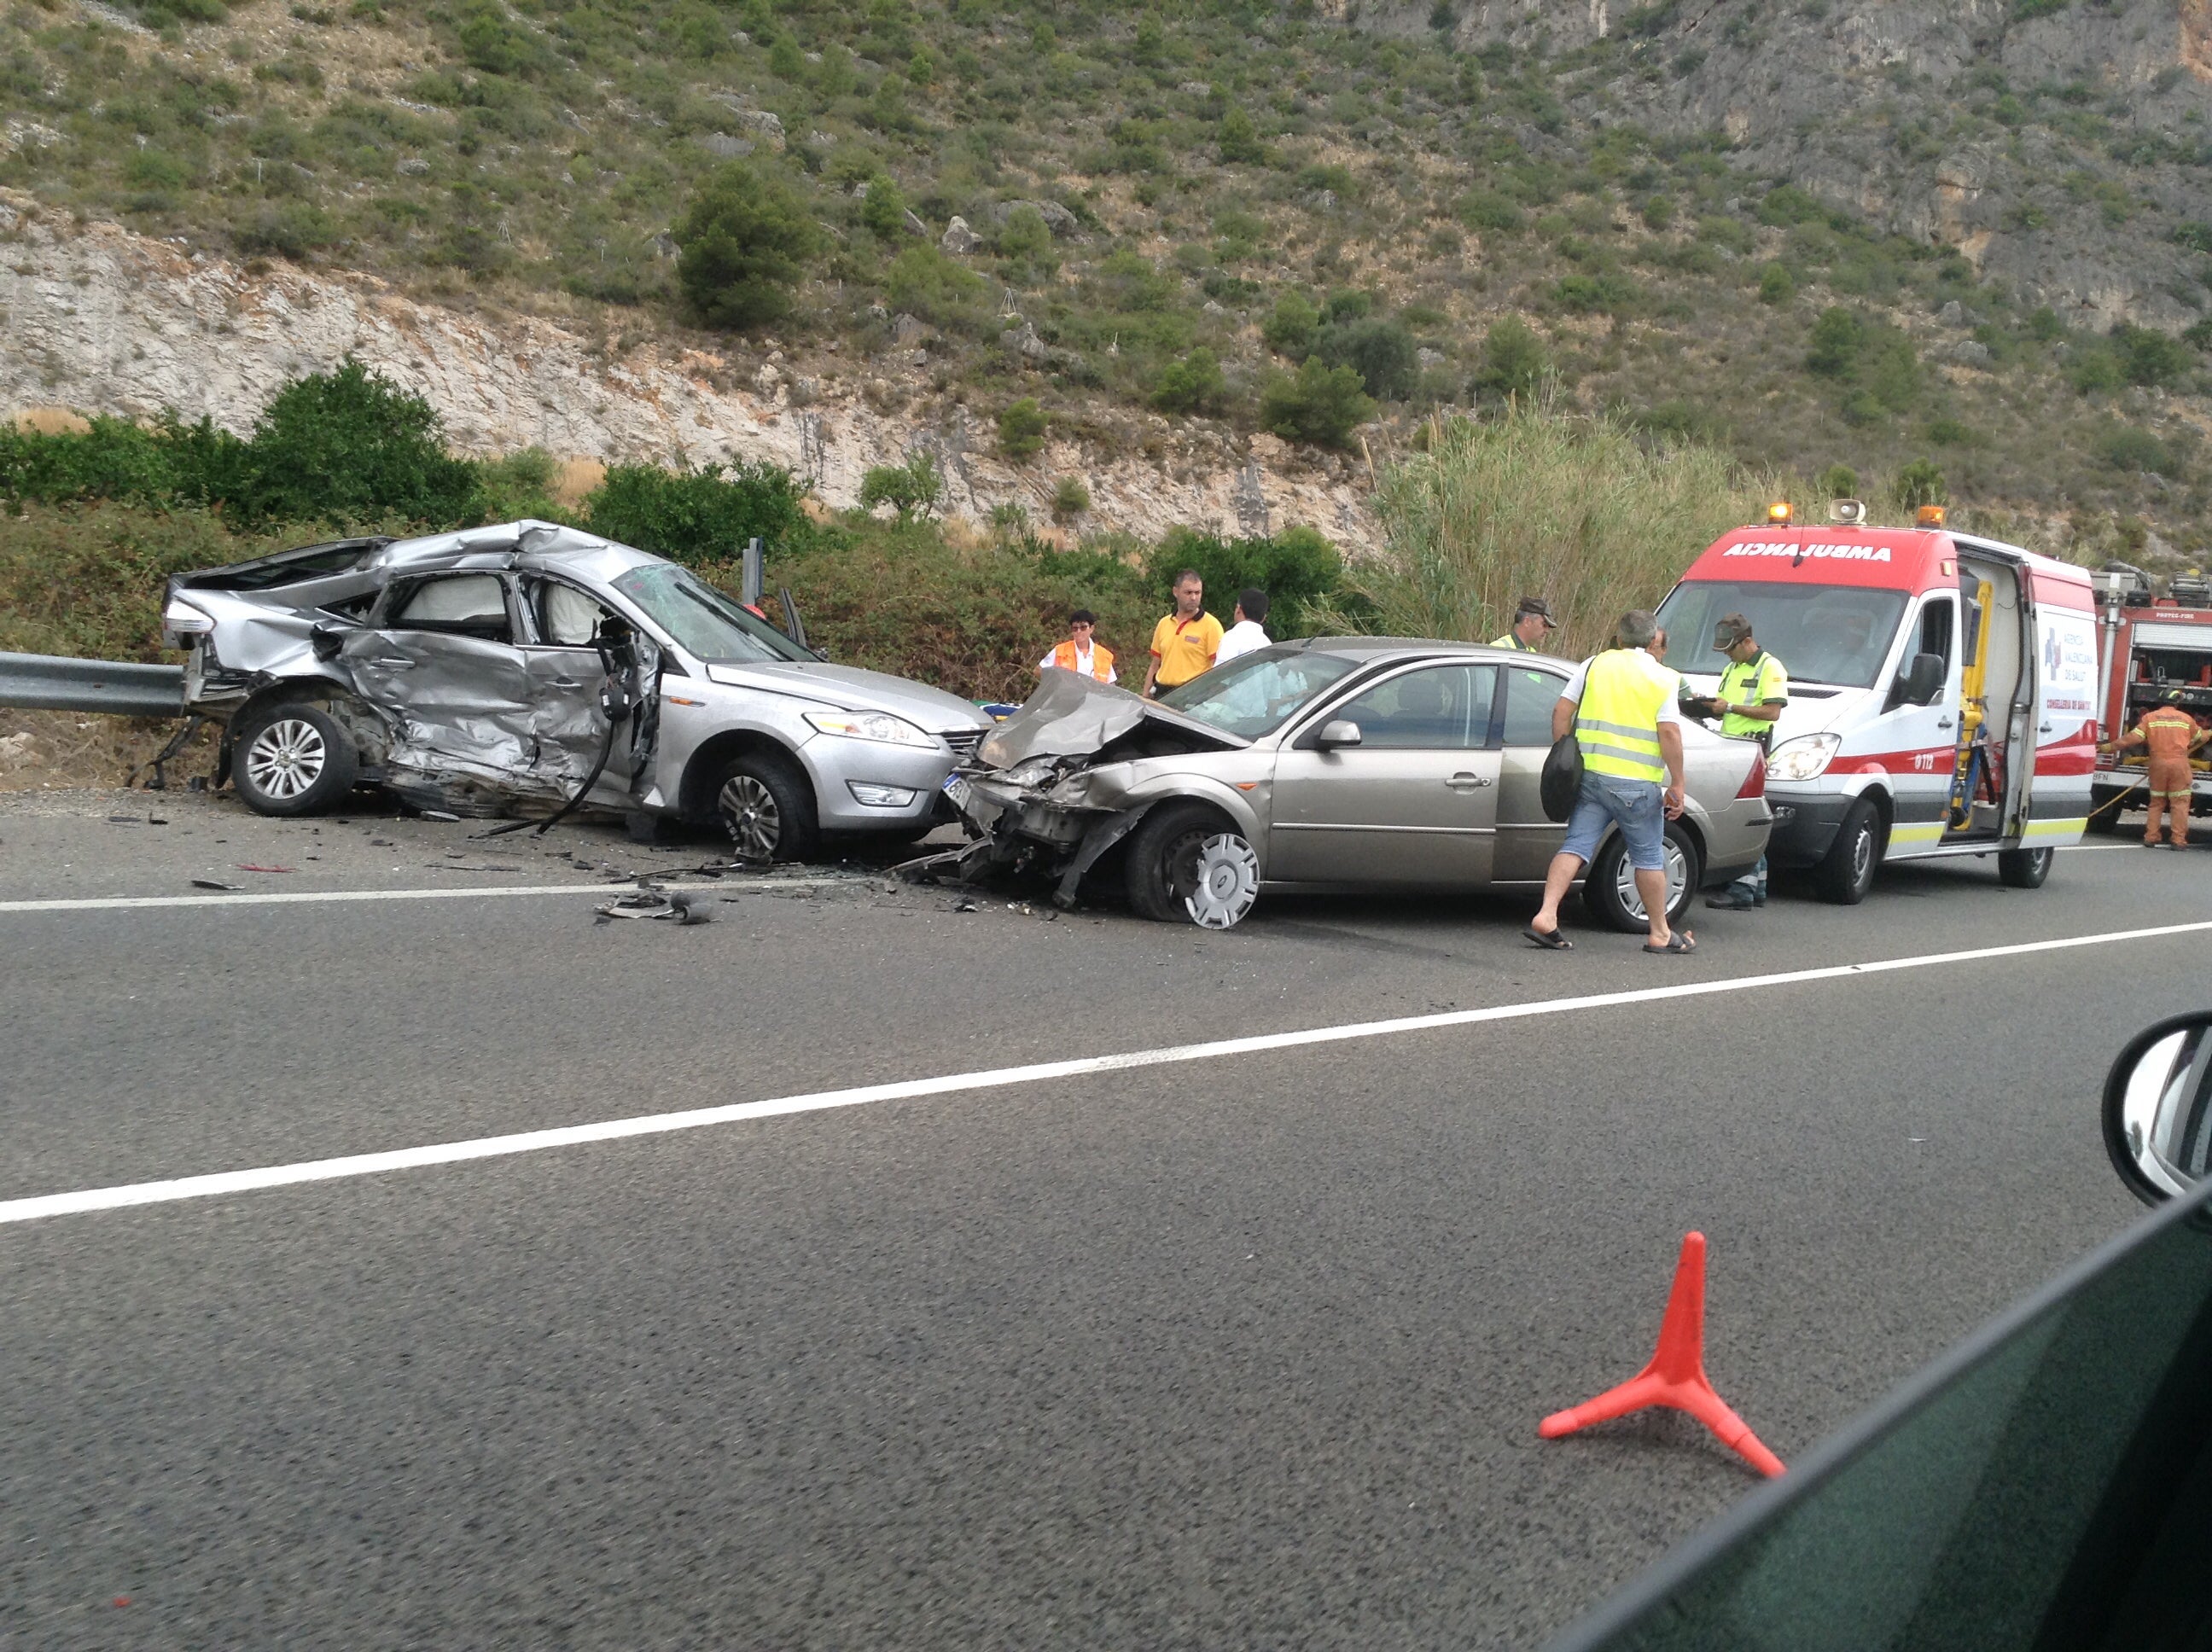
top-left (2088, 567), bottom-right (2212, 832)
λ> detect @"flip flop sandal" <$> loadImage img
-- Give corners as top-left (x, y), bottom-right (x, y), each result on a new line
top-left (1642, 932), bottom-right (1697, 955)
top-left (1522, 923), bottom-right (1574, 951)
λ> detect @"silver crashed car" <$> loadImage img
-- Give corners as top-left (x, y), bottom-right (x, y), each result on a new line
top-left (162, 520), bottom-right (991, 857)
top-left (958, 638), bottom-right (1773, 929)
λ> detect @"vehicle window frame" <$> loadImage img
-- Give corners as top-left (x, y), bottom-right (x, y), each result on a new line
top-left (1493, 661), bottom-right (1572, 748)
top-left (375, 571), bottom-right (522, 644)
top-left (1291, 658), bottom-right (1504, 751)
top-left (522, 574), bottom-right (619, 649)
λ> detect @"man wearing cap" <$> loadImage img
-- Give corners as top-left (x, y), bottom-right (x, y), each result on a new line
top-left (2108, 688), bottom-right (2208, 848)
top-left (1491, 597), bottom-right (1557, 653)
top-left (1697, 614), bottom-right (1788, 910)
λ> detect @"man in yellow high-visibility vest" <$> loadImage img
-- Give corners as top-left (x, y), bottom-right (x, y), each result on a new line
top-left (1524, 609), bottom-right (1693, 954)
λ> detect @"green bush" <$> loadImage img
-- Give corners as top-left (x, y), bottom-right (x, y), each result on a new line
top-left (859, 452), bottom-right (947, 520)
top-left (1806, 306), bottom-right (1864, 378)
top-left (2098, 424), bottom-right (2180, 475)
top-left (1314, 317), bottom-right (1417, 402)
top-left (1151, 347), bottom-right (1229, 415)
top-left (2113, 323), bottom-right (2192, 388)
top-left (859, 177), bottom-right (910, 241)
top-left (674, 162), bottom-right (822, 331)
top-left (884, 242), bottom-right (989, 329)
top-left (1051, 474), bottom-right (1091, 519)
top-left (2068, 345), bottom-right (2126, 394)
top-left (1758, 262), bottom-right (1795, 305)
top-left (240, 359), bottom-right (480, 526)
top-left (997, 397), bottom-right (1049, 460)
top-left (1471, 316), bottom-right (1548, 401)
top-left (1815, 463), bottom-right (1860, 500)
top-left (1140, 524), bottom-right (1342, 637)
top-left (582, 457), bottom-right (812, 562)
top-left (1258, 358), bottom-right (1376, 448)
top-left (1219, 104), bottom-right (1265, 164)
top-left (1457, 190), bottom-right (1525, 234)
top-left (1260, 290), bottom-right (1322, 360)
top-left (1892, 459), bottom-right (1947, 509)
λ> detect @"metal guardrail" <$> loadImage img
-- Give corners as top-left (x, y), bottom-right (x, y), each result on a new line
top-left (0, 651), bottom-right (184, 718)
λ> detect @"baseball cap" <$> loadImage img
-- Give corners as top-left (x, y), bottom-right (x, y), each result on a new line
top-left (1712, 613), bottom-right (1755, 651)
top-left (1516, 597), bottom-right (1557, 628)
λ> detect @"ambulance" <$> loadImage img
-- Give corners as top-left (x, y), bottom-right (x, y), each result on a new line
top-left (1654, 503), bottom-right (2099, 903)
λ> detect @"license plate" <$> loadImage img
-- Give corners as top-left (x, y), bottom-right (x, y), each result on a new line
top-left (941, 773), bottom-right (972, 811)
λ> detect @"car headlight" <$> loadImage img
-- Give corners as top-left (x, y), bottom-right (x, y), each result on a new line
top-left (1766, 732), bottom-right (1842, 782)
top-left (803, 709), bottom-right (936, 748)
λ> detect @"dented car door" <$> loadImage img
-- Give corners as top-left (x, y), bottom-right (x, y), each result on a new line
top-left (1270, 662), bottom-right (1502, 887)
top-left (341, 571), bottom-right (543, 794)
top-left (518, 575), bottom-right (638, 800)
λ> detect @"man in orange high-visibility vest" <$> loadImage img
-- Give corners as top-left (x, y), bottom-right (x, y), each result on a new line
top-left (1039, 608), bottom-right (1116, 683)
top-left (2111, 688), bottom-right (2208, 847)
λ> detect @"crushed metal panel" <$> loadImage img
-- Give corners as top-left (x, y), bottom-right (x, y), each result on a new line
top-left (976, 670), bottom-right (1247, 768)
top-left (335, 627), bottom-right (556, 806)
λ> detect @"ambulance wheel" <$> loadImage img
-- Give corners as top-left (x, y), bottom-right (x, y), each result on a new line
top-left (1998, 846), bottom-right (2053, 888)
top-left (1583, 821), bottom-right (1699, 934)
top-left (1815, 799), bottom-right (1881, 905)
top-left (1125, 801), bottom-right (1258, 928)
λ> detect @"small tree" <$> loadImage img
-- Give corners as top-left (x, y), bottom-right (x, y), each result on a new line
top-left (242, 358), bottom-right (480, 526)
top-left (859, 177), bottom-right (909, 241)
top-left (1758, 262), bottom-right (1794, 305)
top-left (674, 162), bottom-right (822, 331)
top-left (859, 452), bottom-right (946, 520)
top-left (1815, 462), bottom-right (1860, 501)
top-left (1471, 316), bottom-right (1547, 401)
top-left (1258, 359), bottom-right (1375, 449)
top-left (1260, 290), bottom-right (1321, 361)
top-left (1219, 104), bottom-right (1265, 165)
top-left (1806, 306), bottom-right (1865, 378)
top-left (1051, 474), bottom-right (1091, 520)
top-left (1150, 348), bottom-right (1228, 416)
top-left (1892, 459), bottom-right (1947, 510)
top-left (998, 397), bottom-right (1048, 460)
top-left (1316, 317), bottom-right (1417, 402)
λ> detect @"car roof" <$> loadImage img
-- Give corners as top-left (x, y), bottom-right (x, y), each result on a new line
top-left (360, 520), bottom-right (665, 584)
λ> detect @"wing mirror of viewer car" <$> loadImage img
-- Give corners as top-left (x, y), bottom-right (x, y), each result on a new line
top-left (2104, 1011), bottom-right (2212, 1206)
top-left (1889, 650), bottom-right (1946, 709)
top-left (1313, 719), bottom-right (1363, 751)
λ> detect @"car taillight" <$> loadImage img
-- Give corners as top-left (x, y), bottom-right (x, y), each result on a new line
top-left (1736, 753), bottom-right (1766, 800)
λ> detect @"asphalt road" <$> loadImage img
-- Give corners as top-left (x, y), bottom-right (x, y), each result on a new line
top-left (2, 788), bottom-right (2205, 1649)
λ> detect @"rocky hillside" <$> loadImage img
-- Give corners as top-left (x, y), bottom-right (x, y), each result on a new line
top-left (6, 0), bottom-right (2212, 551)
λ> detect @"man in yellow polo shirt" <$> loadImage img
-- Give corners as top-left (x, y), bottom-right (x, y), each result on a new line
top-left (1140, 568), bottom-right (1225, 698)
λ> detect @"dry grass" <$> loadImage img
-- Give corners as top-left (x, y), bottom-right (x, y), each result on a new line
top-left (0, 709), bottom-right (217, 792)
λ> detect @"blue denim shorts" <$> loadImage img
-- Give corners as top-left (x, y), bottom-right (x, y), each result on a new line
top-left (1561, 771), bottom-right (1667, 871)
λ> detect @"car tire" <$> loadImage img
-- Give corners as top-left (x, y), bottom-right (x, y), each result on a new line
top-left (1124, 801), bottom-right (1260, 928)
top-left (230, 701), bottom-right (359, 817)
top-left (714, 751), bottom-right (819, 863)
top-left (1998, 844), bottom-right (2054, 888)
top-left (1582, 819), bottom-right (1701, 934)
top-left (1814, 798), bottom-right (1882, 905)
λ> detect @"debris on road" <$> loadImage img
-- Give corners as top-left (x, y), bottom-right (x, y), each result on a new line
top-left (189, 878), bottom-right (241, 891)
top-left (592, 891), bottom-right (714, 925)
top-left (236, 864), bottom-right (294, 873)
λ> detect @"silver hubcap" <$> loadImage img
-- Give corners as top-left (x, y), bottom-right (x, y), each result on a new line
top-left (1615, 835), bottom-right (1689, 923)
top-left (245, 717), bottom-right (326, 800)
top-left (1851, 826), bottom-right (1876, 887)
top-left (719, 774), bottom-right (781, 858)
top-left (1182, 834), bottom-right (1260, 930)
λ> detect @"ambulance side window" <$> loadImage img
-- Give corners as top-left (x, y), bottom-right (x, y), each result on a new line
top-left (1918, 596), bottom-right (1954, 672)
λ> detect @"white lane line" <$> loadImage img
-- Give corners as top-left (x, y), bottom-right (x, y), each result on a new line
top-left (0, 877), bottom-right (872, 915)
top-left (6, 915), bottom-right (2210, 1228)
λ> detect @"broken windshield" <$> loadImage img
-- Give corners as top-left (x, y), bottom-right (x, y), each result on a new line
top-left (612, 564), bottom-right (814, 664)
top-left (1158, 648), bottom-right (1359, 738)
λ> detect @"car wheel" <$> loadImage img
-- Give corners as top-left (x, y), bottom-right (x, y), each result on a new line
top-left (1582, 820), bottom-right (1701, 934)
top-left (715, 752), bottom-right (819, 863)
top-left (1814, 798), bottom-right (1881, 905)
top-left (1998, 844), bottom-right (2054, 888)
top-left (1124, 801), bottom-right (1260, 928)
top-left (230, 701), bottom-right (359, 817)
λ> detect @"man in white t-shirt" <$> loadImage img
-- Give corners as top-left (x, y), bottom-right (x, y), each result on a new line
top-left (1214, 588), bottom-right (1272, 664)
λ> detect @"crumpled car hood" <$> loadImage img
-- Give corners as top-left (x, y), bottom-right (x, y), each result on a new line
top-left (704, 660), bottom-right (989, 733)
top-left (977, 670), bottom-right (1246, 767)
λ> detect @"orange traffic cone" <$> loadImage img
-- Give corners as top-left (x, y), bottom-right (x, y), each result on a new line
top-left (1539, 1231), bottom-right (1784, 1478)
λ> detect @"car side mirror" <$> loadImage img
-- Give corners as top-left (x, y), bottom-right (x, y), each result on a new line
top-left (1314, 718), bottom-right (1362, 750)
top-left (2103, 1010), bottom-right (2212, 1206)
top-left (308, 620), bottom-right (354, 662)
top-left (1894, 650), bottom-right (1945, 708)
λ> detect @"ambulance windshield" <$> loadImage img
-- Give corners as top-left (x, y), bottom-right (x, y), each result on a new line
top-left (1654, 581), bottom-right (1908, 688)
